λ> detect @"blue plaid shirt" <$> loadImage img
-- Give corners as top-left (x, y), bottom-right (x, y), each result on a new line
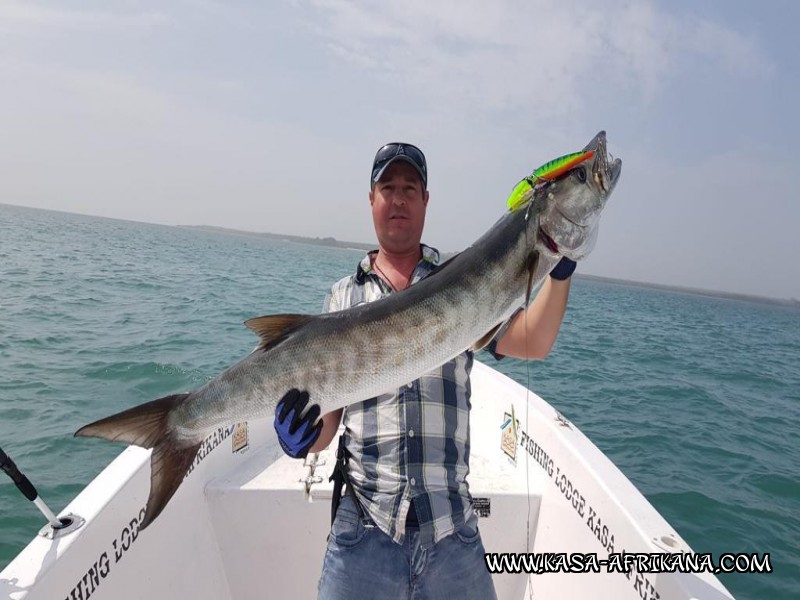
top-left (324, 244), bottom-right (477, 549)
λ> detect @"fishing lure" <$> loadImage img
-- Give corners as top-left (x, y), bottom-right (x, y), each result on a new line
top-left (506, 150), bottom-right (595, 211)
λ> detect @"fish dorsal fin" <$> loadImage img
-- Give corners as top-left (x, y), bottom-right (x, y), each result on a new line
top-left (244, 314), bottom-right (312, 350)
top-left (472, 322), bottom-right (503, 352)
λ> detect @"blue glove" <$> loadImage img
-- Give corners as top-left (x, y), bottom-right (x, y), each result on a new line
top-left (274, 389), bottom-right (322, 459)
top-left (549, 256), bottom-right (577, 281)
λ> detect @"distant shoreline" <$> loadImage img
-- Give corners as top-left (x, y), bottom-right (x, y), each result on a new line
top-left (573, 274), bottom-right (800, 308)
top-left (2, 204), bottom-right (797, 308)
top-left (183, 224), bottom-right (800, 309)
top-left (181, 224), bottom-right (378, 253)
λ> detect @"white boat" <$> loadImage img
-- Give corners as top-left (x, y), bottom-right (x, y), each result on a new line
top-left (0, 361), bottom-right (735, 599)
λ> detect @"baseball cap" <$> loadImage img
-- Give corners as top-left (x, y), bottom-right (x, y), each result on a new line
top-left (370, 143), bottom-right (427, 189)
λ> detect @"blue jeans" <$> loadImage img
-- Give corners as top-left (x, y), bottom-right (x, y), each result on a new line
top-left (317, 495), bottom-right (497, 600)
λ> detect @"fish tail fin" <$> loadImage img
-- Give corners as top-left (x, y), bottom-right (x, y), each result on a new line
top-left (140, 433), bottom-right (202, 529)
top-left (75, 393), bottom-right (202, 529)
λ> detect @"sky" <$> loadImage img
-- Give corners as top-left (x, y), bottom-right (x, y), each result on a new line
top-left (1, 0), bottom-right (798, 300)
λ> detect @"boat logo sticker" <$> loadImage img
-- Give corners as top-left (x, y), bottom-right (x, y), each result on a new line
top-left (473, 497), bottom-right (491, 518)
top-left (232, 422), bottom-right (249, 453)
top-left (500, 406), bottom-right (518, 464)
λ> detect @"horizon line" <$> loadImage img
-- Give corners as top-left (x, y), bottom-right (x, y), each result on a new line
top-left (3, 201), bottom-right (798, 308)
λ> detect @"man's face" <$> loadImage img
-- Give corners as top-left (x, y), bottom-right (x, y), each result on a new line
top-left (369, 161), bottom-right (429, 255)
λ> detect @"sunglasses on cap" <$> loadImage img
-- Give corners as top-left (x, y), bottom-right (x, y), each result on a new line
top-left (370, 143), bottom-right (428, 189)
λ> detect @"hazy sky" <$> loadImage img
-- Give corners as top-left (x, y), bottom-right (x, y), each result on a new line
top-left (2, 1), bottom-right (798, 299)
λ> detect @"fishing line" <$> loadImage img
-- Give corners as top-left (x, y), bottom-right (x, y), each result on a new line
top-left (523, 200), bottom-right (534, 600)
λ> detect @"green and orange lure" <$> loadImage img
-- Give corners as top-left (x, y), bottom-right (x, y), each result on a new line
top-left (506, 150), bottom-right (594, 212)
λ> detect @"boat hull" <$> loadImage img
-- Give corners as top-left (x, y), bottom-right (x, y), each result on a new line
top-left (0, 361), bottom-right (735, 600)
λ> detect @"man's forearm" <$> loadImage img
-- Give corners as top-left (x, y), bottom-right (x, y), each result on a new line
top-left (309, 408), bottom-right (343, 453)
top-left (494, 277), bottom-right (571, 359)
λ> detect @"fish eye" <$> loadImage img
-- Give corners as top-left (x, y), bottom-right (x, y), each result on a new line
top-left (572, 167), bottom-right (587, 183)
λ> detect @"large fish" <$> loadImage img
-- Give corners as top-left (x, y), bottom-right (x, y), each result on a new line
top-left (76, 131), bottom-right (622, 529)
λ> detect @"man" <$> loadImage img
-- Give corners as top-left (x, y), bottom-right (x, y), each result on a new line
top-left (273, 142), bottom-right (578, 599)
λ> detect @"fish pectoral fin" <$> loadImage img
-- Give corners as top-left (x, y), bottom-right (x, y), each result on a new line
top-left (526, 252), bottom-right (540, 305)
top-left (244, 314), bottom-right (313, 351)
top-left (472, 323), bottom-right (503, 352)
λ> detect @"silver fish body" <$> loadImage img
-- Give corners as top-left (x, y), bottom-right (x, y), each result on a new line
top-left (177, 202), bottom-right (536, 434)
top-left (76, 131), bottom-right (621, 528)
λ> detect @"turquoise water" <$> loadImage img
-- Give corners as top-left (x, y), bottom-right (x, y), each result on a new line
top-left (1, 203), bottom-right (797, 599)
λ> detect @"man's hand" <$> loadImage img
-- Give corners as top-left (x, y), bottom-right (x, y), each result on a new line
top-left (274, 389), bottom-right (322, 459)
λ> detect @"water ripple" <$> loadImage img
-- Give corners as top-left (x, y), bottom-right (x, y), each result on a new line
top-left (1, 205), bottom-right (798, 599)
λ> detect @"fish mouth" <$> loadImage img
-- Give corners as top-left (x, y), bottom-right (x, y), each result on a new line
top-left (583, 131), bottom-right (622, 194)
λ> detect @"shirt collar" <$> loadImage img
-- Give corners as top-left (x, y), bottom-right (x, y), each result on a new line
top-left (355, 244), bottom-right (440, 284)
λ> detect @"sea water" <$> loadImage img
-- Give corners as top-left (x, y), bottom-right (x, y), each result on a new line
top-left (0, 204), bottom-right (797, 599)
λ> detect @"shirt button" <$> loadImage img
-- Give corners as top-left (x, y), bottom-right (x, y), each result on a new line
top-left (407, 382), bottom-right (413, 389)
top-left (410, 478), bottom-right (416, 486)
top-left (408, 429), bottom-right (415, 438)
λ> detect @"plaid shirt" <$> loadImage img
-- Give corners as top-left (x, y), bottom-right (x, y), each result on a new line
top-left (324, 244), bottom-right (477, 549)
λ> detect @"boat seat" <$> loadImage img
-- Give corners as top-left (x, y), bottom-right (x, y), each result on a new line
top-left (204, 430), bottom-right (546, 599)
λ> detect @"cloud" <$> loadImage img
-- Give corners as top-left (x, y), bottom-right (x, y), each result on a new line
top-left (300, 0), bottom-right (772, 120)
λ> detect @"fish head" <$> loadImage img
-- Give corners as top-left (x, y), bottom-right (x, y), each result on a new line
top-left (537, 131), bottom-right (622, 261)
